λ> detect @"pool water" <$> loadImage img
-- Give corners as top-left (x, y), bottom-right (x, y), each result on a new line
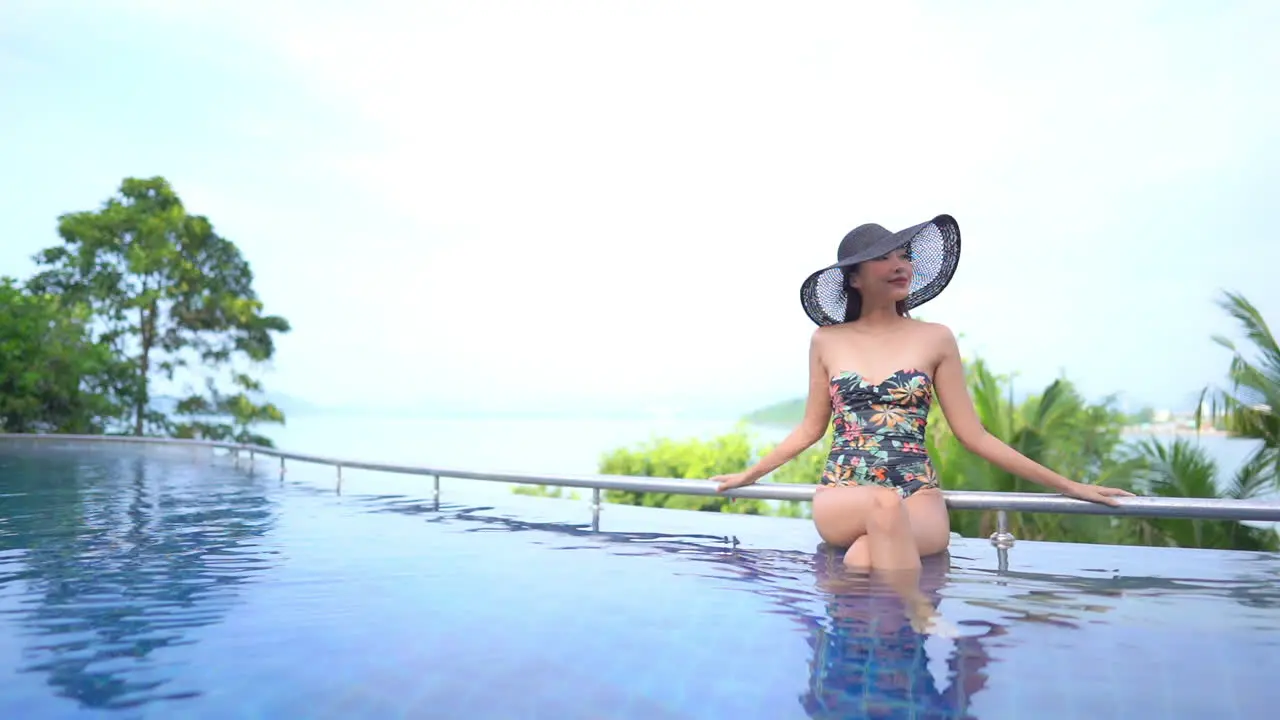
top-left (1, 442), bottom-right (1278, 719)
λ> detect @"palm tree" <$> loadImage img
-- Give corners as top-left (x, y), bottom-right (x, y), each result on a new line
top-left (1200, 291), bottom-right (1280, 491)
top-left (927, 352), bottom-right (1274, 551)
top-left (1124, 436), bottom-right (1277, 551)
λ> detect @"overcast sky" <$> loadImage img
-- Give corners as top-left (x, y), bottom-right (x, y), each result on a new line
top-left (2, 0), bottom-right (1277, 418)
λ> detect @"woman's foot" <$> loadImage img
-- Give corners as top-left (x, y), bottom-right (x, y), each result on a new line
top-left (906, 595), bottom-right (958, 637)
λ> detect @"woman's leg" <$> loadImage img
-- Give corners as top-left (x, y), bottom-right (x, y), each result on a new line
top-left (811, 486), bottom-right (950, 570)
top-left (814, 486), bottom-right (954, 634)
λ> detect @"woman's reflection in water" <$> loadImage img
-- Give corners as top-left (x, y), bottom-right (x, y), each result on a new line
top-left (799, 544), bottom-right (1006, 719)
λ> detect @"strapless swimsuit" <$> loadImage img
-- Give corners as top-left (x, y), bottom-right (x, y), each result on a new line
top-left (820, 368), bottom-right (940, 499)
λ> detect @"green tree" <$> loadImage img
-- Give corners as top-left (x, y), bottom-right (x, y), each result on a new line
top-left (1123, 436), bottom-right (1276, 551)
top-left (921, 353), bottom-right (1270, 550)
top-left (26, 177), bottom-right (290, 445)
top-left (579, 426), bottom-right (818, 516)
top-left (169, 374), bottom-right (286, 447)
top-left (598, 428), bottom-right (766, 514)
top-left (0, 278), bottom-right (128, 433)
top-left (1201, 291), bottom-right (1280, 490)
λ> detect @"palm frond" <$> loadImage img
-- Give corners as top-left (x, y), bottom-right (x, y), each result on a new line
top-left (1224, 355), bottom-right (1279, 410)
top-left (1214, 292), bottom-right (1280, 409)
top-left (968, 358), bottom-right (1010, 439)
top-left (1202, 292), bottom-right (1280, 457)
top-left (1225, 452), bottom-right (1274, 501)
top-left (1217, 291), bottom-right (1280, 376)
top-left (1131, 436), bottom-right (1219, 498)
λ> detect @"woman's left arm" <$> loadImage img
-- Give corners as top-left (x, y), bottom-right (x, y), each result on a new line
top-left (928, 324), bottom-right (1134, 507)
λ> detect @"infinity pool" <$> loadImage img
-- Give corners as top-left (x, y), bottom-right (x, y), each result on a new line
top-left (1, 441), bottom-right (1278, 719)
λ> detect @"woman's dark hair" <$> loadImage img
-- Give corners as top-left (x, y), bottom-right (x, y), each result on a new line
top-left (841, 264), bottom-right (909, 322)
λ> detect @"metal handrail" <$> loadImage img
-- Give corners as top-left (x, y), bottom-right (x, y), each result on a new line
top-left (3, 433), bottom-right (1279, 544)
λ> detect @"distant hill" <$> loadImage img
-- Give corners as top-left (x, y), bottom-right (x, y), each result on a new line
top-left (261, 392), bottom-right (323, 415)
top-left (742, 397), bottom-right (806, 426)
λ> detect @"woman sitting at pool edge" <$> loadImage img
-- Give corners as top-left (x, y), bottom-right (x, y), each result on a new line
top-left (712, 214), bottom-right (1133, 571)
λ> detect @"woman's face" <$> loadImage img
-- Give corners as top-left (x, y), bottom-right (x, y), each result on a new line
top-left (850, 245), bottom-right (913, 302)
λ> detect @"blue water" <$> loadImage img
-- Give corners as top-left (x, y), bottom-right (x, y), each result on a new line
top-left (2, 441), bottom-right (1279, 719)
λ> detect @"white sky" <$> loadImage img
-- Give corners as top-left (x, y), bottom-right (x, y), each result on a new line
top-left (1, 0), bottom-right (1278, 417)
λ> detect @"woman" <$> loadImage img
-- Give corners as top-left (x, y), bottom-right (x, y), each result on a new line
top-left (712, 214), bottom-right (1133, 572)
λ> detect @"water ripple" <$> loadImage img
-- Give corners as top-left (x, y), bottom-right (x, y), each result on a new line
top-left (0, 448), bottom-right (279, 711)
top-left (3, 446), bottom-right (1279, 719)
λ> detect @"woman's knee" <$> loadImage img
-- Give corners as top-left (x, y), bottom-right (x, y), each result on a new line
top-left (904, 491), bottom-right (952, 554)
top-left (917, 534), bottom-right (951, 557)
top-left (842, 536), bottom-right (872, 569)
top-left (812, 485), bottom-right (908, 542)
top-left (866, 488), bottom-right (907, 532)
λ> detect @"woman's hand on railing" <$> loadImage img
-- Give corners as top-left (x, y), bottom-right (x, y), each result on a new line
top-left (1060, 481), bottom-right (1135, 507)
top-left (712, 472), bottom-right (757, 493)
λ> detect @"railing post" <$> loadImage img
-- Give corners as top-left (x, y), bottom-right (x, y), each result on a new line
top-left (432, 474), bottom-right (440, 510)
top-left (248, 449), bottom-right (255, 475)
top-left (279, 456), bottom-right (286, 483)
top-left (591, 487), bottom-right (601, 532)
top-left (336, 464), bottom-right (343, 495)
top-left (989, 509), bottom-right (1016, 549)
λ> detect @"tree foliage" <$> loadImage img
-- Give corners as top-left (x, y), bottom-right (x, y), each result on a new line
top-left (598, 428), bottom-right (819, 516)
top-left (1124, 436), bottom-right (1276, 550)
top-left (0, 278), bottom-right (129, 433)
top-left (1200, 291), bottom-right (1280, 490)
top-left (22, 176), bottom-right (290, 445)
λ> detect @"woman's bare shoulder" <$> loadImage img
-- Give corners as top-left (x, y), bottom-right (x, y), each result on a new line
top-left (904, 319), bottom-right (960, 363)
top-left (907, 318), bottom-right (957, 338)
top-left (809, 323), bottom-right (845, 346)
top-left (898, 318), bottom-right (957, 355)
top-left (806, 325), bottom-right (842, 369)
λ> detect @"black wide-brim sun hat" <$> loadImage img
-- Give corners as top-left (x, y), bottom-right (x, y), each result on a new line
top-left (799, 214), bottom-right (961, 326)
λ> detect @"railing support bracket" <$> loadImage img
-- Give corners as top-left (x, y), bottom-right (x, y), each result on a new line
top-left (989, 509), bottom-right (1017, 549)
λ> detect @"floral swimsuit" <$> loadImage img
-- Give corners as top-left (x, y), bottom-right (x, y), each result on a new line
top-left (820, 368), bottom-right (939, 499)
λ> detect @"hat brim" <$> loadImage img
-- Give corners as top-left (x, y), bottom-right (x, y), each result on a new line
top-left (799, 214), bottom-right (961, 326)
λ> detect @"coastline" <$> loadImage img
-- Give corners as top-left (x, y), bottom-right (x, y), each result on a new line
top-left (1120, 424), bottom-right (1229, 437)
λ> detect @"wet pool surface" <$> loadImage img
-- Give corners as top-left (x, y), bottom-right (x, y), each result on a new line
top-left (1, 442), bottom-right (1278, 719)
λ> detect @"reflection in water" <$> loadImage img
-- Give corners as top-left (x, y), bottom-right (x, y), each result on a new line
top-left (798, 548), bottom-right (1001, 719)
top-left (373, 499), bottom-right (1004, 717)
top-left (372, 497), bottom-right (1280, 718)
top-left (0, 447), bottom-right (278, 711)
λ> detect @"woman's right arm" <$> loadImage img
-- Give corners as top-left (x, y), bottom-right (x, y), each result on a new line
top-left (930, 323), bottom-right (1133, 506)
top-left (714, 330), bottom-right (832, 490)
